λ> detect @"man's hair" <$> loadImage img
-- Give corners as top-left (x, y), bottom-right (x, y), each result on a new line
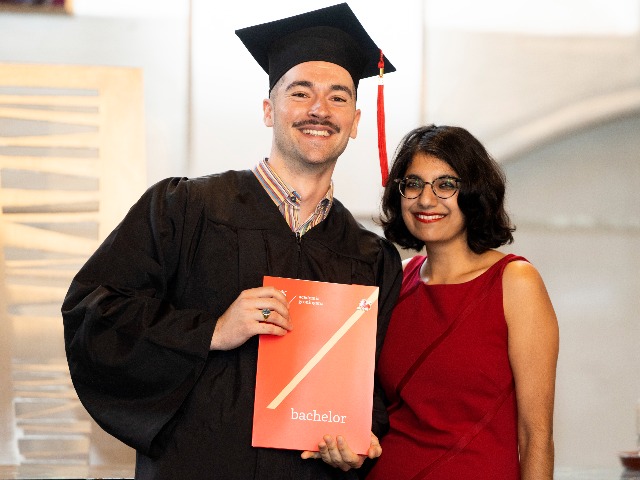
top-left (380, 124), bottom-right (515, 253)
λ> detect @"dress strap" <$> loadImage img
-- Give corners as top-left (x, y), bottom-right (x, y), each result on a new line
top-left (395, 255), bottom-right (426, 304)
top-left (404, 255), bottom-right (426, 274)
top-left (498, 253), bottom-right (528, 268)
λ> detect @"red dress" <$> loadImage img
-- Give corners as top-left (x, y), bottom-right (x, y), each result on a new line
top-left (367, 254), bottom-right (523, 480)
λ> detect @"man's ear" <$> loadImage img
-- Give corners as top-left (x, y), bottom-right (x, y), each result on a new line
top-left (263, 99), bottom-right (274, 127)
top-left (349, 108), bottom-right (361, 139)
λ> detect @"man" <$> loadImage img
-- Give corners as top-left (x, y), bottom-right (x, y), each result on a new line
top-left (62, 3), bottom-right (402, 479)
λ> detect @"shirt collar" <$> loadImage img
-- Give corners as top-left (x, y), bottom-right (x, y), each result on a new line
top-left (253, 158), bottom-right (334, 231)
top-left (254, 158), bottom-right (333, 208)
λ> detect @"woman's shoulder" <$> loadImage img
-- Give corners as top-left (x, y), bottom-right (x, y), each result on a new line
top-left (502, 254), bottom-right (547, 295)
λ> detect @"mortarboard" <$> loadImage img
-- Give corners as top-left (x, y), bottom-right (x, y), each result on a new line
top-left (235, 3), bottom-right (395, 186)
top-left (235, 3), bottom-right (395, 91)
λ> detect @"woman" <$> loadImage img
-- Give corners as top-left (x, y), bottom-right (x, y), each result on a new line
top-left (366, 125), bottom-right (559, 479)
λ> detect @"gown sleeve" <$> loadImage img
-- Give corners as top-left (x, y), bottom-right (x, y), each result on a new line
top-left (371, 238), bottom-right (403, 439)
top-left (62, 177), bottom-right (217, 455)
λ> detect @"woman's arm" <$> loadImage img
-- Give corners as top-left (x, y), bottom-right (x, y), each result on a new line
top-left (503, 260), bottom-right (559, 480)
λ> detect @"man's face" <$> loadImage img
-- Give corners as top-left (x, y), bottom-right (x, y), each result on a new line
top-left (263, 61), bottom-right (361, 171)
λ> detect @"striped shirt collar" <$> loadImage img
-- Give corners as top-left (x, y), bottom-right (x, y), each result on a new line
top-left (253, 158), bottom-right (333, 235)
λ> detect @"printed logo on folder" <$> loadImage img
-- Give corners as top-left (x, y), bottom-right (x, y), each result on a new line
top-left (252, 276), bottom-right (379, 454)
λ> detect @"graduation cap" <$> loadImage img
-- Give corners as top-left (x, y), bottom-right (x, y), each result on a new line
top-left (235, 3), bottom-right (396, 186)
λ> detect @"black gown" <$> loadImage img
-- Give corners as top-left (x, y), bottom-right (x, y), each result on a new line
top-left (62, 170), bottom-right (402, 479)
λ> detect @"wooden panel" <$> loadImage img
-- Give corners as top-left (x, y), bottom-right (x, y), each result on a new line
top-left (0, 63), bottom-right (143, 470)
top-left (0, 0), bottom-right (73, 15)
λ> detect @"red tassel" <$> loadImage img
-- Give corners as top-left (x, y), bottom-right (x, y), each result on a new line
top-left (377, 50), bottom-right (389, 187)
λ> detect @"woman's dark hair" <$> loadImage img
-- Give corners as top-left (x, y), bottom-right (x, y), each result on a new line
top-left (380, 124), bottom-right (515, 253)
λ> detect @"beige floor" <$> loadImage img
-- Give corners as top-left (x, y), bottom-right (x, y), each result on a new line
top-left (0, 464), bottom-right (134, 479)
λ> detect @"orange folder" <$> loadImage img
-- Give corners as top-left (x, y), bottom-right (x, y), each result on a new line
top-left (252, 276), bottom-right (379, 454)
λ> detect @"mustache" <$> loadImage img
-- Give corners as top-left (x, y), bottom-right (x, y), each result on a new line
top-left (292, 120), bottom-right (341, 133)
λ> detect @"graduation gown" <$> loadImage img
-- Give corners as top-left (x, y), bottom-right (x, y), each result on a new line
top-left (62, 170), bottom-right (402, 480)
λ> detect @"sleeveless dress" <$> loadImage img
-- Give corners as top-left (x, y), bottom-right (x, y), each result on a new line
top-left (367, 254), bottom-right (524, 480)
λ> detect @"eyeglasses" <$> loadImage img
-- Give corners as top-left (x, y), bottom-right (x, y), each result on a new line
top-left (395, 175), bottom-right (462, 199)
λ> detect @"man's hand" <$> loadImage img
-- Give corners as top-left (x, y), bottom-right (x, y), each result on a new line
top-left (301, 432), bottom-right (382, 471)
top-left (210, 286), bottom-right (291, 350)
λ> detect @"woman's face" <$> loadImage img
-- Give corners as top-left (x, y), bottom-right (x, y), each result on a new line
top-left (400, 152), bottom-right (466, 247)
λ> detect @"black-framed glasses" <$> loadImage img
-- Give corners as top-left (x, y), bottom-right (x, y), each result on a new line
top-left (395, 175), bottom-right (462, 199)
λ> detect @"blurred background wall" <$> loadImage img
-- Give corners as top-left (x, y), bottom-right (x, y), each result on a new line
top-left (0, 0), bottom-right (639, 476)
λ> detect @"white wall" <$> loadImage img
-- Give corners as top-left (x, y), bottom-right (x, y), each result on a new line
top-left (502, 115), bottom-right (640, 469)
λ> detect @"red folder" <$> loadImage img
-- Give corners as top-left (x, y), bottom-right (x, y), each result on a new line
top-left (252, 276), bottom-right (379, 454)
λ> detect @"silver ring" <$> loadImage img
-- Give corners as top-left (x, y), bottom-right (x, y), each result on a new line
top-left (261, 308), bottom-right (271, 321)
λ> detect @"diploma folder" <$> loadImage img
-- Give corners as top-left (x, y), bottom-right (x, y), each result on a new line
top-left (252, 276), bottom-right (379, 454)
